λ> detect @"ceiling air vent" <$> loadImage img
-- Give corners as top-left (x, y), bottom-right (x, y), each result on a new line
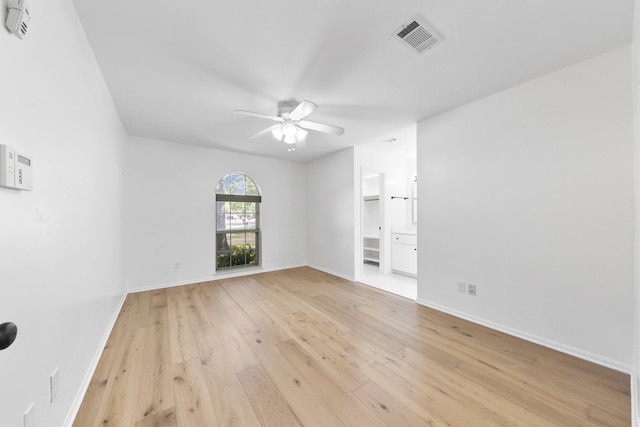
top-left (395, 16), bottom-right (442, 53)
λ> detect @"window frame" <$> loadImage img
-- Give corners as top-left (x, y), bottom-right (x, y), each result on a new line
top-left (215, 173), bottom-right (262, 272)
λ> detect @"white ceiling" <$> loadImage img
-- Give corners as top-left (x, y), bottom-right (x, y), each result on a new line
top-left (72, 0), bottom-right (634, 163)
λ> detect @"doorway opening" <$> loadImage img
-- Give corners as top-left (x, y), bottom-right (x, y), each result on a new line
top-left (358, 168), bottom-right (417, 300)
top-left (362, 171), bottom-right (383, 272)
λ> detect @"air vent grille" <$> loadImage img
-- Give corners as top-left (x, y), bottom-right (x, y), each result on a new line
top-left (397, 21), bottom-right (420, 39)
top-left (395, 16), bottom-right (442, 53)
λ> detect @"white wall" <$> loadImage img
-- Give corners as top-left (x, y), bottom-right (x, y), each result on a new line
top-left (417, 46), bottom-right (634, 370)
top-left (0, 0), bottom-right (126, 425)
top-left (307, 149), bottom-right (356, 280)
top-left (124, 136), bottom-right (308, 290)
top-left (355, 126), bottom-right (417, 276)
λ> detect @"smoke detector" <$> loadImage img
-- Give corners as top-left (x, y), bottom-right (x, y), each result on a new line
top-left (394, 15), bottom-right (442, 53)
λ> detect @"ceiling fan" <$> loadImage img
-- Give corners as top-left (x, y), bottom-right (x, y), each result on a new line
top-left (234, 100), bottom-right (345, 151)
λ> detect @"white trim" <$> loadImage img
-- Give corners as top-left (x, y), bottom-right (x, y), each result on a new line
top-left (416, 298), bottom-right (633, 375)
top-left (127, 275), bottom-right (219, 293)
top-left (127, 264), bottom-right (307, 293)
top-left (632, 375), bottom-right (639, 426)
top-left (306, 264), bottom-right (355, 282)
top-left (62, 293), bottom-right (127, 427)
top-left (631, 0), bottom-right (639, 424)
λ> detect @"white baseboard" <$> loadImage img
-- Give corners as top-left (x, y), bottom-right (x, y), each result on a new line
top-left (416, 298), bottom-right (633, 375)
top-left (307, 264), bottom-right (355, 282)
top-left (62, 293), bottom-right (127, 427)
top-left (632, 375), bottom-right (639, 427)
top-left (127, 274), bottom-right (225, 293)
top-left (127, 263), bottom-right (307, 294)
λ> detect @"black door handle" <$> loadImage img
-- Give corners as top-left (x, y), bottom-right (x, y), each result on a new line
top-left (0, 322), bottom-right (18, 350)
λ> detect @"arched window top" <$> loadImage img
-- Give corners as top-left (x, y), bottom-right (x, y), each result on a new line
top-left (216, 172), bottom-right (261, 196)
top-left (215, 172), bottom-right (261, 271)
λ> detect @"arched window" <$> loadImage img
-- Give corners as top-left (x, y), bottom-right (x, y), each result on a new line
top-left (215, 173), bottom-right (261, 271)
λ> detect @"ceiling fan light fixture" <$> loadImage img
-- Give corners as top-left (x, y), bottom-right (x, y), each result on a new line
top-left (295, 126), bottom-right (308, 141)
top-left (282, 122), bottom-right (297, 138)
top-left (238, 99), bottom-right (344, 149)
top-left (271, 126), bottom-right (284, 140)
top-left (272, 121), bottom-right (307, 145)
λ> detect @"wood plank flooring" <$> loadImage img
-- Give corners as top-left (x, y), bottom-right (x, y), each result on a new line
top-left (73, 267), bottom-right (631, 426)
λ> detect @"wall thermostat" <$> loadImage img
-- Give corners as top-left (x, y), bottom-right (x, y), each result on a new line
top-left (1, 144), bottom-right (33, 191)
top-left (5, 0), bottom-right (30, 39)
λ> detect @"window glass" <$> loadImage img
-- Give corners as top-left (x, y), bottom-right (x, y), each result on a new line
top-left (215, 173), bottom-right (261, 271)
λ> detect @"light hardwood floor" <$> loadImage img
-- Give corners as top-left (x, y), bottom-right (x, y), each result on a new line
top-left (73, 267), bottom-right (631, 426)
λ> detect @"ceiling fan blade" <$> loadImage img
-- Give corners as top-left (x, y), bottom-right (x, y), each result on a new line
top-left (289, 100), bottom-right (318, 121)
top-left (247, 124), bottom-right (281, 139)
top-left (298, 120), bottom-right (345, 136)
top-left (234, 110), bottom-right (283, 122)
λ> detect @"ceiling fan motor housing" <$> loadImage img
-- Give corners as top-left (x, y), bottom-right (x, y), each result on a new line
top-left (277, 100), bottom-right (299, 118)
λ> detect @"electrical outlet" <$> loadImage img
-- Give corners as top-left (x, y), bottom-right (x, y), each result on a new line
top-left (174, 262), bottom-right (180, 270)
top-left (468, 284), bottom-right (477, 296)
top-left (24, 402), bottom-right (35, 427)
top-left (50, 368), bottom-right (59, 403)
top-left (457, 281), bottom-right (466, 292)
